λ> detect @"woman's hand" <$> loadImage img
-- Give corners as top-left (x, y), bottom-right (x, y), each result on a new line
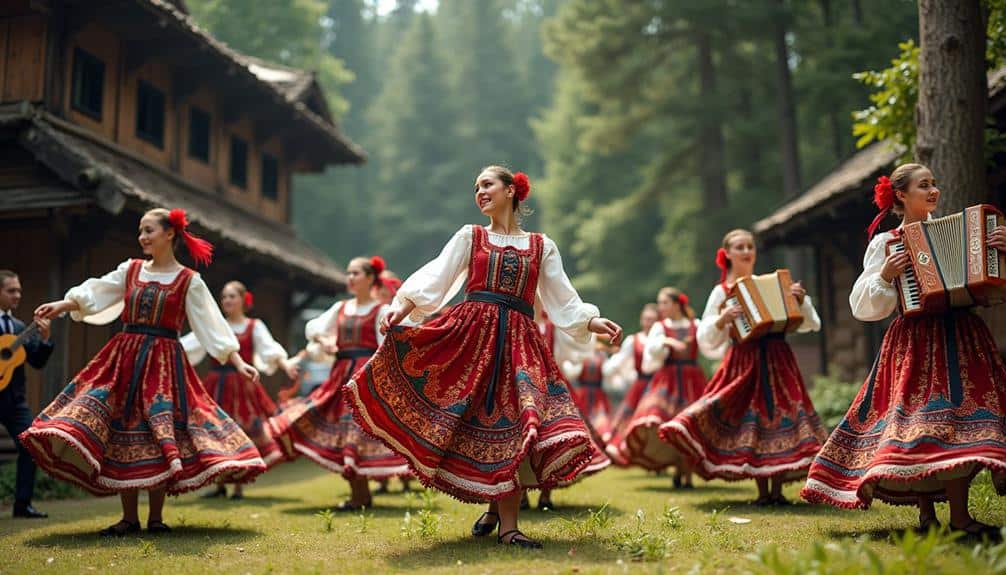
top-left (281, 358), bottom-right (300, 381)
top-left (34, 300), bottom-right (77, 321)
top-left (880, 250), bottom-right (911, 284)
top-left (381, 301), bottom-right (415, 334)
top-left (588, 317), bottom-right (623, 346)
top-left (230, 352), bottom-right (260, 384)
top-left (790, 282), bottom-right (807, 306)
top-left (663, 337), bottom-right (687, 353)
top-left (988, 225), bottom-right (1006, 251)
top-left (715, 305), bottom-right (742, 330)
top-left (317, 335), bottom-right (338, 356)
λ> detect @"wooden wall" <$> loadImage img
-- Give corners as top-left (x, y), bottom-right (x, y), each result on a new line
top-left (0, 12), bottom-right (46, 103)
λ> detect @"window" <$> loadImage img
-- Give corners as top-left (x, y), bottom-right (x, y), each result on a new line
top-left (188, 107), bottom-right (211, 163)
top-left (261, 153), bottom-right (279, 200)
top-left (70, 47), bottom-right (104, 120)
top-left (135, 80), bottom-right (165, 147)
top-left (229, 136), bottom-right (248, 188)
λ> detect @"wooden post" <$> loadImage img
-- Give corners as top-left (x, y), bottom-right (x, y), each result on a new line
top-left (915, 0), bottom-right (987, 211)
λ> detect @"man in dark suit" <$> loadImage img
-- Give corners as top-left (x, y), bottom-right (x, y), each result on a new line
top-left (0, 270), bottom-right (53, 518)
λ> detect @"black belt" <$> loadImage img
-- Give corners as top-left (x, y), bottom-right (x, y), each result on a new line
top-left (123, 324), bottom-right (179, 339)
top-left (210, 364), bottom-right (237, 373)
top-left (465, 291), bottom-right (534, 319)
top-left (465, 290), bottom-right (534, 415)
top-left (579, 379), bottom-right (603, 388)
top-left (664, 358), bottom-right (697, 366)
top-left (336, 349), bottom-right (375, 360)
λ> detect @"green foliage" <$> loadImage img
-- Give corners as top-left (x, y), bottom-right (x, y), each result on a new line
top-left (314, 508), bottom-right (336, 532)
top-left (611, 508), bottom-right (675, 562)
top-left (809, 370), bottom-right (863, 430)
top-left (851, 41), bottom-right (919, 157)
top-left (557, 502), bottom-right (615, 538)
top-left (0, 461), bottom-right (85, 504)
top-left (399, 488), bottom-right (442, 539)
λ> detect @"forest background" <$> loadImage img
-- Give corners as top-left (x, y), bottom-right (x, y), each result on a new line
top-left (185, 0), bottom-right (924, 325)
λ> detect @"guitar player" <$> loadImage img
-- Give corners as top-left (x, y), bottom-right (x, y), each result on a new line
top-left (0, 270), bottom-right (53, 518)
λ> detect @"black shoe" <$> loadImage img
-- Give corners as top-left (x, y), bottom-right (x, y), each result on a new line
top-left (682, 482), bottom-right (695, 490)
top-left (950, 519), bottom-right (1002, 540)
top-left (918, 516), bottom-right (941, 533)
top-left (99, 520), bottom-right (141, 537)
top-left (12, 503), bottom-right (47, 519)
top-left (770, 495), bottom-right (792, 507)
top-left (146, 520), bottom-right (172, 534)
top-left (334, 499), bottom-right (372, 512)
top-left (537, 497), bottom-right (555, 511)
top-left (230, 492), bottom-right (244, 501)
top-left (752, 496), bottom-right (773, 507)
top-left (672, 475), bottom-right (682, 489)
top-left (471, 511), bottom-right (499, 537)
top-left (498, 529), bottom-right (542, 549)
top-left (201, 487), bottom-right (227, 499)
top-left (519, 493), bottom-right (530, 511)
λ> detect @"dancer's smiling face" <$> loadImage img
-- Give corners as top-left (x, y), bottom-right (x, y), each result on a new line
top-left (138, 213), bottom-right (175, 257)
top-left (220, 284), bottom-right (243, 318)
top-left (896, 168), bottom-right (939, 221)
top-left (474, 170), bottom-right (515, 217)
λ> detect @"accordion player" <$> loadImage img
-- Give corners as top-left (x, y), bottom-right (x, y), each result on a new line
top-left (722, 270), bottom-right (804, 343)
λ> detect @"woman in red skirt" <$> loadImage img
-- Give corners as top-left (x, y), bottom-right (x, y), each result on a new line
top-left (564, 341), bottom-right (614, 442)
top-left (268, 256), bottom-right (409, 510)
top-left (801, 164), bottom-right (1006, 537)
top-left (22, 208), bottom-right (265, 536)
top-left (183, 281), bottom-right (299, 499)
top-left (348, 166), bottom-right (622, 548)
top-left (659, 229), bottom-right (826, 505)
top-left (611, 288), bottom-right (706, 487)
top-left (604, 303), bottom-right (659, 466)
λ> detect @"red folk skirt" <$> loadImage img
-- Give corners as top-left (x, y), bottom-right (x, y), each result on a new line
top-left (659, 335), bottom-right (827, 482)
top-left (268, 350), bottom-right (409, 480)
top-left (347, 300), bottom-right (596, 503)
top-left (206, 365), bottom-right (290, 469)
top-left (20, 329), bottom-right (265, 495)
top-left (608, 360), bottom-right (706, 471)
top-left (801, 310), bottom-right (1006, 508)
top-left (572, 385), bottom-right (613, 443)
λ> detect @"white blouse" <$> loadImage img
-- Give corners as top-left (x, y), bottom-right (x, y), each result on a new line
top-left (642, 318), bottom-right (695, 373)
top-left (849, 231), bottom-right (899, 321)
top-left (602, 331), bottom-right (648, 383)
top-left (394, 225), bottom-right (600, 343)
top-left (64, 259), bottom-right (239, 363)
top-left (305, 299), bottom-right (388, 348)
top-left (181, 319), bottom-right (289, 375)
top-left (696, 282), bottom-right (821, 360)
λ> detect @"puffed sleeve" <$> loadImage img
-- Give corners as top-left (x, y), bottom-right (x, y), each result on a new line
top-left (185, 274), bottom-right (239, 364)
top-left (553, 327), bottom-right (593, 365)
top-left (305, 300), bottom-right (343, 341)
top-left (394, 226), bottom-right (472, 322)
top-left (602, 333), bottom-right (635, 378)
top-left (374, 303), bottom-right (389, 346)
top-left (849, 233), bottom-right (899, 321)
top-left (561, 359), bottom-right (582, 382)
top-left (537, 236), bottom-right (600, 343)
top-left (64, 260), bottom-right (131, 321)
top-left (697, 285), bottom-right (731, 360)
top-left (797, 295), bottom-right (822, 333)
top-left (180, 331), bottom-right (207, 365)
top-left (253, 320), bottom-right (288, 375)
top-left (642, 321), bottom-right (670, 373)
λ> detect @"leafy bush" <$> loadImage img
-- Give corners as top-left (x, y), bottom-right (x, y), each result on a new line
top-left (0, 461), bottom-right (85, 504)
top-left (809, 372), bottom-right (861, 431)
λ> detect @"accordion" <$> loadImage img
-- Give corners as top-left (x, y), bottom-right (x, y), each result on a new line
top-left (885, 204), bottom-right (1006, 316)
top-left (722, 270), bottom-right (804, 343)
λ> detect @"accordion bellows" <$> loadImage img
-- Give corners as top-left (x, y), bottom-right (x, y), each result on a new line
top-left (723, 270), bottom-right (804, 343)
top-left (886, 204), bottom-right (1006, 317)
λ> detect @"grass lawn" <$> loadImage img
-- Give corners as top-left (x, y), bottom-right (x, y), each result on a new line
top-left (2, 459), bottom-right (1006, 574)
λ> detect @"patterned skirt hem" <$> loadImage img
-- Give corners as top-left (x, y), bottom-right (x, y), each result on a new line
top-left (346, 379), bottom-right (594, 504)
top-left (801, 455), bottom-right (1006, 509)
top-left (608, 415), bottom-right (685, 471)
top-left (21, 426), bottom-right (266, 496)
top-left (292, 442), bottom-right (412, 480)
top-left (661, 419), bottom-right (813, 483)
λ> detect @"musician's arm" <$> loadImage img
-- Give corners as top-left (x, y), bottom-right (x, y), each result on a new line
top-left (849, 234), bottom-right (899, 322)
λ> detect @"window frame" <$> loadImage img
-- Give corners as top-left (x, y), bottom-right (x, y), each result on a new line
top-left (135, 79), bottom-right (166, 148)
top-left (70, 47), bottom-right (105, 121)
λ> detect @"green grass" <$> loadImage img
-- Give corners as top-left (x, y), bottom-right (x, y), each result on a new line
top-left (2, 460), bottom-right (1005, 574)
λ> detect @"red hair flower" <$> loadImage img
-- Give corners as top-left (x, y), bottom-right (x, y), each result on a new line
top-left (383, 277), bottom-right (402, 296)
top-left (678, 293), bottom-right (689, 308)
top-left (370, 256), bottom-right (386, 276)
top-left (715, 247), bottom-right (729, 284)
top-left (243, 291), bottom-right (254, 310)
top-left (513, 172), bottom-right (531, 202)
top-left (168, 208), bottom-right (214, 267)
top-left (867, 175), bottom-right (895, 239)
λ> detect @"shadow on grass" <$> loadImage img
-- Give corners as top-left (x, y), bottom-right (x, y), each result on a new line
top-left (637, 484), bottom-right (740, 496)
top-left (692, 498), bottom-right (834, 516)
top-left (279, 502), bottom-right (416, 518)
top-left (24, 524), bottom-right (261, 553)
top-left (384, 534), bottom-right (614, 568)
top-left (517, 503), bottom-right (629, 519)
top-left (173, 494), bottom-right (303, 507)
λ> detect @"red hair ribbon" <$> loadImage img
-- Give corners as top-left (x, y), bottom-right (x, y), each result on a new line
top-left (243, 291), bottom-right (254, 310)
top-left (370, 256), bottom-right (386, 276)
top-left (168, 208), bottom-right (214, 267)
top-left (867, 176), bottom-right (895, 239)
top-left (677, 293), bottom-right (689, 308)
top-left (715, 247), bottom-right (729, 283)
top-left (383, 277), bottom-right (402, 294)
top-left (513, 172), bottom-right (531, 202)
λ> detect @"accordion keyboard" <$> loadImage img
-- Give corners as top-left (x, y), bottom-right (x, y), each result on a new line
top-left (725, 295), bottom-right (753, 338)
top-left (891, 241), bottom-right (922, 311)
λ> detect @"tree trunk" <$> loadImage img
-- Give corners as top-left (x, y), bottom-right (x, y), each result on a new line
top-left (915, 0), bottom-right (987, 212)
top-left (819, 0), bottom-right (845, 161)
top-left (850, 0), bottom-right (863, 24)
top-left (774, 0), bottom-right (802, 198)
top-left (696, 29), bottom-right (727, 212)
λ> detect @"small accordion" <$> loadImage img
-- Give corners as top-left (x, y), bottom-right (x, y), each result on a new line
top-left (722, 270), bottom-right (804, 343)
top-left (885, 204), bottom-right (1006, 316)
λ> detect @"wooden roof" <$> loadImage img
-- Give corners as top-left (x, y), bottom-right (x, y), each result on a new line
top-left (66, 0), bottom-right (365, 166)
top-left (2, 104), bottom-right (346, 289)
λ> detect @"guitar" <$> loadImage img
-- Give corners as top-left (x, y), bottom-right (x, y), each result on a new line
top-left (0, 320), bottom-right (42, 392)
